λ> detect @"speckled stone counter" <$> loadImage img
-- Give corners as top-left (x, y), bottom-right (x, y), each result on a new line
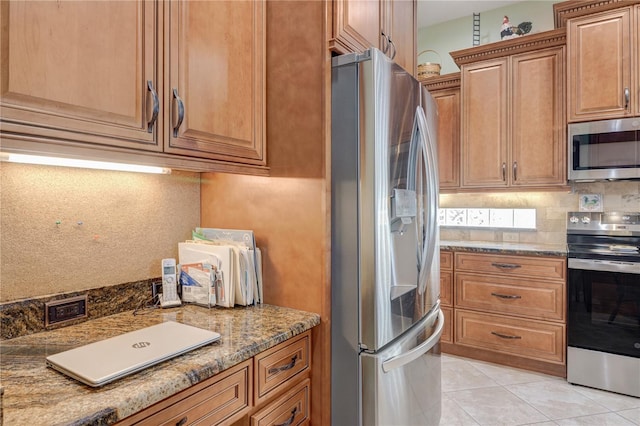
top-left (440, 240), bottom-right (567, 257)
top-left (0, 304), bottom-right (320, 426)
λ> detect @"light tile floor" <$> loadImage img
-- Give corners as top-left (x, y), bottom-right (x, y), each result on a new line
top-left (440, 354), bottom-right (640, 426)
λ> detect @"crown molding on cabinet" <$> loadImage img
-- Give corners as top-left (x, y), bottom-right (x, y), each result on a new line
top-left (553, 0), bottom-right (640, 28)
top-left (449, 28), bottom-right (567, 67)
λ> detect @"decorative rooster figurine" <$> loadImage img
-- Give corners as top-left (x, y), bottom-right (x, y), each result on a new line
top-left (501, 15), bottom-right (533, 40)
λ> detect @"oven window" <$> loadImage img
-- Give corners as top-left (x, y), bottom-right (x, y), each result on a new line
top-left (572, 131), bottom-right (640, 170)
top-left (568, 269), bottom-right (640, 358)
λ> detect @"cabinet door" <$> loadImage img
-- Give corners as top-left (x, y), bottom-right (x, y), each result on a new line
top-left (0, 1), bottom-right (159, 150)
top-left (568, 7), bottom-right (633, 121)
top-left (636, 5), bottom-right (640, 116)
top-left (511, 47), bottom-right (566, 187)
top-left (165, 0), bottom-right (265, 165)
top-left (384, 0), bottom-right (416, 75)
top-left (432, 88), bottom-right (460, 189)
top-left (332, 0), bottom-right (382, 54)
top-left (461, 59), bottom-right (509, 188)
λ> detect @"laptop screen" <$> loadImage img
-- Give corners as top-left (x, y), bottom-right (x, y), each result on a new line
top-left (46, 321), bottom-right (221, 387)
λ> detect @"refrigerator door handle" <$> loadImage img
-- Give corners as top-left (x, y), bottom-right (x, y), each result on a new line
top-left (414, 106), bottom-right (438, 295)
top-left (381, 308), bottom-right (444, 373)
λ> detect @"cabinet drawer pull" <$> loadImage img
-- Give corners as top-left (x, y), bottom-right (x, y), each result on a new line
top-left (502, 162), bottom-right (506, 181)
top-left (624, 87), bottom-right (630, 109)
top-left (176, 416), bottom-right (188, 426)
top-left (491, 262), bottom-right (521, 270)
top-left (275, 407), bottom-right (297, 426)
top-left (268, 354), bottom-right (298, 374)
top-left (146, 80), bottom-right (159, 133)
top-left (512, 161), bottom-right (517, 181)
top-left (491, 331), bottom-right (522, 340)
top-left (172, 88), bottom-right (185, 137)
top-left (491, 292), bottom-right (522, 300)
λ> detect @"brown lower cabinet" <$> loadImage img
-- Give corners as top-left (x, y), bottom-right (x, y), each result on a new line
top-left (117, 331), bottom-right (311, 426)
top-left (439, 250), bottom-right (567, 377)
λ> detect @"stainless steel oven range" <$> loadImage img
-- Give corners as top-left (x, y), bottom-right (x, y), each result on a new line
top-left (566, 212), bottom-right (639, 397)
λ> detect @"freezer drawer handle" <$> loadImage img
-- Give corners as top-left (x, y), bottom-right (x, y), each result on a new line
top-left (491, 292), bottom-right (522, 300)
top-left (491, 262), bottom-right (521, 270)
top-left (491, 331), bottom-right (522, 340)
top-left (268, 354), bottom-right (298, 374)
top-left (275, 407), bottom-right (297, 426)
top-left (381, 309), bottom-right (444, 373)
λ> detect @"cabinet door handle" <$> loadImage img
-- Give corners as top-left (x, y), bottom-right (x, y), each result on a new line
top-left (172, 88), bottom-right (185, 137)
top-left (491, 331), bottom-right (522, 340)
top-left (491, 262), bottom-right (522, 270)
top-left (388, 38), bottom-right (397, 59)
top-left (491, 292), bottom-right (522, 300)
top-left (624, 87), bottom-right (630, 110)
top-left (502, 162), bottom-right (506, 181)
top-left (512, 161), bottom-right (517, 181)
top-left (175, 416), bottom-right (188, 426)
top-left (275, 407), bottom-right (298, 426)
top-left (268, 354), bottom-right (298, 374)
top-left (380, 30), bottom-right (389, 54)
top-left (146, 80), bottom-right (159, 133)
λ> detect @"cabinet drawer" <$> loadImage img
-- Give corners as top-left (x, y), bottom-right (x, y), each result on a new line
top-left (441, 251), bottom-right (453, 271)
top-left (455, 273), bottom-right (565, 321)
top-left (440, 271), bottom-right (453, 306)
top-left (441, 306), bottom-right (453, 344)
top-left (455, 253), bottom-right (566, 280)
top-left (455, 310), bottom-right (565, 363)
top-left (134, 360), bottom-right (251, 426)
top-left (251, 378), bottom-right (310, 426)
top-left (255, 332), bottom-right (310, 403)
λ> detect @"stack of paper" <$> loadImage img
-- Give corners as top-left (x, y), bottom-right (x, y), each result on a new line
top-left (178, 228), bottom-right (263, 308)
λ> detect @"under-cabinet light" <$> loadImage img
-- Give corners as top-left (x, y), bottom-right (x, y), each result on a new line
top-left (3, 154), bottom-right (171, 174)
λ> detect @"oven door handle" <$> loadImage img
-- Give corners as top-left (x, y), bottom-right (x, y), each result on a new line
top-left (568, 258), bottom-right (640, 274)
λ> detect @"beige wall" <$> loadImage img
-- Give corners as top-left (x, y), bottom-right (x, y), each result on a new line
top-left (418, 1), bottom-right (561, 74)
top-left (440, 182), bottom-right (640, 244)
top-left (0, 163), bottom-right (200, 302)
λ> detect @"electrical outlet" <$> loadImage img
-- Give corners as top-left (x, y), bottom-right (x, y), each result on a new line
top-left (503, 232), bottom-right (519, 242)
top-left (152, 281), bottom-right (163, 301)
top-left (45, 295), bottom-right (87, 326)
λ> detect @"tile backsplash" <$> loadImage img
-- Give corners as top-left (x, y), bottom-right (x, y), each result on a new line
top-left (439, 181), bottom-right (640, 245)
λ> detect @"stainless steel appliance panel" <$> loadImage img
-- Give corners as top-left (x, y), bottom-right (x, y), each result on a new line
top-left (566, 212), bottom-right (640, 398)
top-left (568, 117), bottom-right (640, 181)
top-left (361, 306), bottom-right (443, 426)
top-left (331, 48), bottom-right (441, 426)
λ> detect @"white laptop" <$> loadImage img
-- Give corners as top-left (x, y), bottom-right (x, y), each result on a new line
top-left (46, 321), bottom-right (221, 387)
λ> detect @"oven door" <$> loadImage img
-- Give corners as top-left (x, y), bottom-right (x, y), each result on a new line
top-left (567, 258), bottom-right (640, 358)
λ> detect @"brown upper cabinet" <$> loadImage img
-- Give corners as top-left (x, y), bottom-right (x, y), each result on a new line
top-left (451, 30), bottom-right (567, 190)
top-left (567, 6), bottom-right (638, 121)
top-left (0, 1), bottom-right (266, 173)
top-left (423, 74), bottom-right (461, 191)
top-left (330, 0), bottom-right (416, 75)
top-left (164, 1), bottom-right (265, 165)
top-left (0, 1), bottom-right (159, 151)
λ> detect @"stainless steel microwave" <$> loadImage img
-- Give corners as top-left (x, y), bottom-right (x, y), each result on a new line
top-left (568, 117), bottom-right (640, 181)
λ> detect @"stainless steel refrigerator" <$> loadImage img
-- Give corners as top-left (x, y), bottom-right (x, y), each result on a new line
top-left (331, 48), bottom-right (443, 426)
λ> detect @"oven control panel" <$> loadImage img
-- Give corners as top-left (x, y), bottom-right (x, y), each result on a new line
top-left (567, 212), bottom-right (640, 234)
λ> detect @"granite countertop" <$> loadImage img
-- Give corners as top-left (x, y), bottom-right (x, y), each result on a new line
top-left (440, 240), bottom-right (567, 257)
top-left (0, 304), bottom-right (320, 426)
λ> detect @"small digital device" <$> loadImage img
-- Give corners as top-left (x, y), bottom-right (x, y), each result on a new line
top-left (160, 258), bottom-right (181, 308)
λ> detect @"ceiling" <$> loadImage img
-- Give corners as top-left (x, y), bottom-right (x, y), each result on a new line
top-left (417, 0), bottom-right (528, 28)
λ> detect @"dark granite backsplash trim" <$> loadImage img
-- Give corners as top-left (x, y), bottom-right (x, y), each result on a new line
top-left (0, 278), bottom-right (159, 340)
